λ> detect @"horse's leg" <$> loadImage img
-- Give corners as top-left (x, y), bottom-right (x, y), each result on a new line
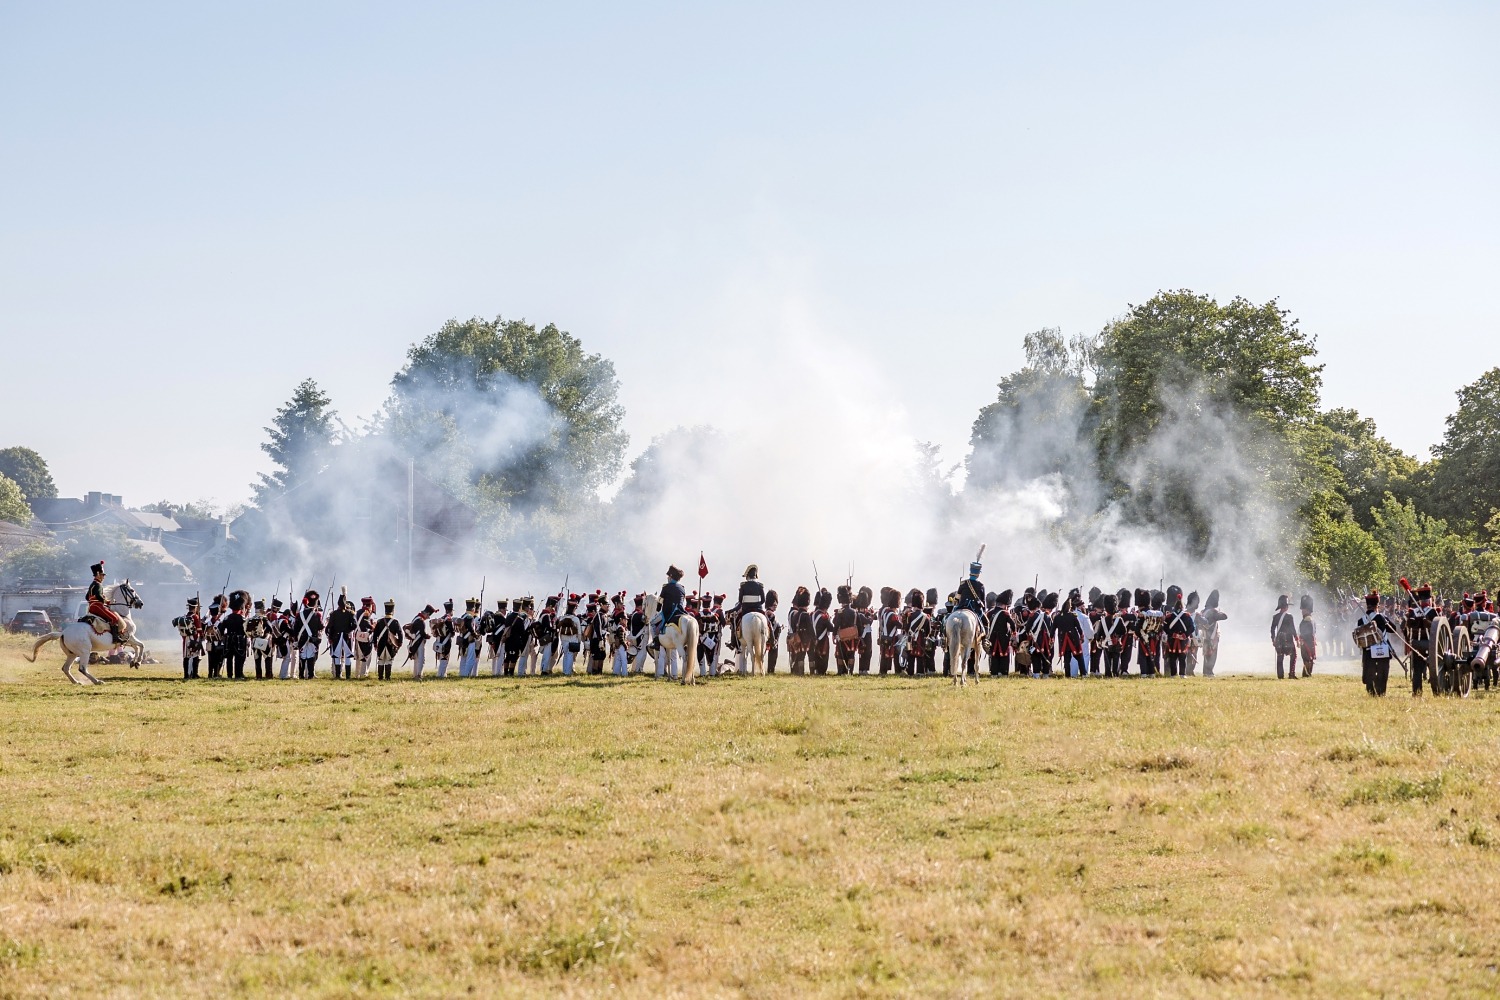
top-left (61, 646), bottom-right (85, 685)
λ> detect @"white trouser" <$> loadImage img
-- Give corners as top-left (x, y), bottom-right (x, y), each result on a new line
top-left (535, 642), bottom-right (554, 675)
top-left (412, 643), bottom-right (426, 679)
top-left (435, 654), bottom-right (449, 678)
top-left (279, 652), bottom-right (294, 680)
top-left (613, 646), bottom-right (628, 676)
top-left (562, 645), bottom-right (576, 676)
top-left (632, 644), bottom-right (650, 675)
top-left (459, 645), bottom-right (476, 677)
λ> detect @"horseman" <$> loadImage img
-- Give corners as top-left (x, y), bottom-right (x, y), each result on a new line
top-left (655, 566), bottom-right (687, 638)
top-left (86, 560), bottom-right (126, 645)
top-left (956, 561), bottom-right (985, 619)
top-left (731, 564), bottom-right (766, 649)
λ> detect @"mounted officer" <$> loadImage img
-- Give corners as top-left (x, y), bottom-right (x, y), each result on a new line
top-left (85, 560), bottom-right (125, 645)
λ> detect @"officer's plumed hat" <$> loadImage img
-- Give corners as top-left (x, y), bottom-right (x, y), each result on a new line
top-left (744, 564), bottom-right (758, 579)
top-left (90, 560), bottom-right (105, 576)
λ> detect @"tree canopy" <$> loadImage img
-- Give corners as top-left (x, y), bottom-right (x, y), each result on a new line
top-left (0, 446), bottom-right (56, 506)
top-left (0, 474), bottom-right (31, 524)
top-left (252, 379), bottom-right (339, 508)
top-left (1427, 367), bottom-right (1500, 533)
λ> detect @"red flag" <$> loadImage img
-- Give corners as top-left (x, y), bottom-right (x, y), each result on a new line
top-left (698, 553), bottom-right (708, 579)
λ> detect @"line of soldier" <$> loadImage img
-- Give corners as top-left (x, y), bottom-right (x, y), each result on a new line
top-left (168, 575), bottom-right (1227, 681)
top-left (1350, 582), bottom-right (1500, 698)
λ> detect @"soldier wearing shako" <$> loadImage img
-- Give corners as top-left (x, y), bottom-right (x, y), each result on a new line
top-left (404, 604), bottom-right (435, 679)
top-left (764, 589), bottom-right (782, 674)
top-left (532, 595), bottom-right (559, 675)
top-left (295, 589), bottom-right (324, 680)
top-left (956, 561), bottom-right (985, 617)
top-left (484, 600), bottom-right (509, 676)
top-left (172, 596), bottom-right (205, 680)
top-left (326, 593), bottom-right (357, 680)
top-left (246, 598), bottom-right (273, 680)
top-left (1270, 594), bottom-right (1298, 679)
top-left (505, 597), bottom-right (534, 676)
top-left (432, 599), bottom-right (455, 678)
top-left (457, 598), bottom-right (480, 677)
top-left (557, 594), bottom-right (583, 677)
top-left (372, 599), bottom-right (402, 680)
top-left (583, 593), bottom-right (608, 675)
top-left (204, 596), bottom-right (226, 679)
top-left (1356, 590), bottom-right (1397, 696)
top-left (85, 560), bottom-right (126, 645)
top-left (354, 596), bottom-right (376, 679)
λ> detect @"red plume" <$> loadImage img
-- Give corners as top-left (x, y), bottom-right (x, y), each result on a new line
top-left (1399, 577), bottom-right (1412, 593)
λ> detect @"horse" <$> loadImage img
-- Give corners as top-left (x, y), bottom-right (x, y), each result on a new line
top-left (642, 593), bottom-right (702, 684)
top-left (736, 611), bottom-right (769, 676)
top-left (26, 581), bottom-right (145, 686)
top-left (944, 609), bottom-right (981, 687)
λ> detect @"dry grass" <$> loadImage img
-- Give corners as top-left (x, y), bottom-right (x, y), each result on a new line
top-left (3, 632), bottom-right (1500, 997)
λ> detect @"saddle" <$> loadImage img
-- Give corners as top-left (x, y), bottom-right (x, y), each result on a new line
top-left (80, 614), bottom-right (114, 637)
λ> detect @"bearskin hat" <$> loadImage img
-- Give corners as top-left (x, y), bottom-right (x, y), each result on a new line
top-left (1185, 590), bottom-right (1200, 612)
top-left (1134, 588), bottom-right (1150, 610)
top-left (1067, 587), bottom-right (1082, 606)
top-left (544, 595), bottom-right (557, 607)
top-left (814, 587), bottom-right (832, 611)
top-left (925, 587), bottom-right (939, 606)
top-left (854, 585), bottom-right (873, 610)
top-left (986, 591), bottom-right (998, 608)
top-left (303, 589), bottom-right (319, 601)
top-left (666, 565), bottom-right (684, 581)
top-left (836, 584), bottom-right (853, 605)
top-left (1042, 591), bottom-right (1059, 611)
top-left (881, 586), bottom-right (900, 610)
top-left (1166, 584), bottom-right (1182, 606)
top-left (1365, 589), bottom-right (1380, 608)
top-left (1025, 592), bottom-right (1040, 610)
top-left (906, 587), bottom-right (924, 609)
top-left (228, 590), bottom-right (247, 613)
top-left (1088, 586), bottom-right (1102, 606)
top-left (633, 594), bottom-right (644, 607)
top-left (1300, 594), bottom-right (1314, 614)
top-left (996, 588), bottom-right (1013, 606)
top-left (1102, 592), bottom-right (1118, 614)
top-left (1205, 589), bottom-right (1220, 610)
top-left (384, 599), bottom-right (396, 614)
top-left (1023, 586), bottom-right (1036, 600)
top-left (793, 586), bottom-right (811, 609)
top-left (765, 588), bottom-right (779, 608)
top-left (1150, 590), bottom-right (1164, 610)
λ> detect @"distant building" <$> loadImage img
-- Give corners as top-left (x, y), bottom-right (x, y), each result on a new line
top-left (26, 491), bottom-right (232, 582)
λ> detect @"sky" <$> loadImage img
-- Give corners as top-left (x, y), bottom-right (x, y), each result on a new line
top-left (2, 1), bottom-right (1497, 509)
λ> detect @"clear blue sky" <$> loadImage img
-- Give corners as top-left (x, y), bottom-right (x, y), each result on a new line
top-left (3, 2), bottom-right (1496, 507)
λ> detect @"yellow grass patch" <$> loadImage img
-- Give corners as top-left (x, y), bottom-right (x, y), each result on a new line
top-left (2, 633), bottom-right (1498, 996)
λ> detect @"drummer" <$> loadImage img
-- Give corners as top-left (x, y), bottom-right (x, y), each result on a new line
top-left (1354, 589), bottom-right (1397, 697)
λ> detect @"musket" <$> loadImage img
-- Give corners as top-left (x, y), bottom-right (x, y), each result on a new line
top-left (813, 561), bottom-right (821, 593)
top-left (222, 571), bottom-right (231, 598)
top-left (478, 575), bottom-right (486, 610)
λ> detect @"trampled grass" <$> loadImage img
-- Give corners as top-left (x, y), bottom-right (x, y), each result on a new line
top-left (3, 632), bottom-right (1500, 997)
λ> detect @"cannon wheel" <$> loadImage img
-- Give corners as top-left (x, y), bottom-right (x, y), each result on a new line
top-left (1453, 628), bottom-right (1474, 698)
top-left (1428, 618), bottom-right (1453, 694)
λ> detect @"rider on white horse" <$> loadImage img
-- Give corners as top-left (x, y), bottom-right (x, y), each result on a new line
top-left (652, 564), bottom-right (687, 643)
top-left (729, 564), bottom-right (765, 648)
top-left (86, 560), bottom-right (127, 645)
top-left (957, 560), bottom-right (986, 619)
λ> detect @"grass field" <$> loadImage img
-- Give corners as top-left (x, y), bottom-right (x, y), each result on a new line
top-left (2, 633), bottom-right (1499, 998)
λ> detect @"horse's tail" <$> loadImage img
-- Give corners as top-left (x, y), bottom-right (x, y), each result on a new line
top-left (26, 632), bottom-right (60, 663)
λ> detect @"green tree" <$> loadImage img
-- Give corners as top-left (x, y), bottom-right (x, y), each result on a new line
top-left (1308, 408), bottom-right (1419, 529)
top-left (0, 446), bottom-right (56, 505)
top-left (0, 539), bottom-right (71, 578)
top-left (388, 316), bottom-right (628, 507)
top-left (1091, 290), bottom-right (1323, 463)
top-left (1427, 367), bottom-right (1500, 532)
top-left (1314, 517), bottom-right (1389, 596)
top-left (252, 379), bottom-right (339, 507)
top-left (1369, 494), bottom-right (1478, 597)
top-left (0, 474), bottom-right (32, 524)
top-left (967, 328), bottom-right (1093, 490)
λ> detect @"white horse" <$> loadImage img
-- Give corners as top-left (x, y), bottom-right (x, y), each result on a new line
top-left (736, 611), bottom-right (769, 676)
top-left (26, 581), bottom-right (145, 686)
top-left (945, 609), bottom-right (981, 687)
top-left (642, 593), bottom-right (702, 684)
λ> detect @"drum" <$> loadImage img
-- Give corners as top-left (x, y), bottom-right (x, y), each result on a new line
top-left (1352, 622), bottom-right (1380, 650)
top-left (1139, 615), bottom-right (1161, 637)
top-left (1014, 641), bottom-right (1032, 668)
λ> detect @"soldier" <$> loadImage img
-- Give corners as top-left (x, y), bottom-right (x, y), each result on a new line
top-left (1356, 590), bottom-right (1396, 696)
top-left (1137, 590), bottom-right (1164, 677)
top-left (853, 586), bottom-right (875, 674)
top-left (810, 587), bottom-right (834, 676)
top-left (372, 599), bottom-right (402, 680)
top-left (584, 593), bottom-right (608, 675)
top-left (222, 590), bottom-right (249, 680)
top-left (171, 596), bottom-right (204, 680)
top-left (609, 593), bottom-right (630, 676)
top-left (557, 594), bottom-right (583, 677)
top-left (1298, 594), bottom-right (1317, 677)
top-left (246, 598), bottom-right (273, 680)
top-left (1195, 590), bottom-right (1228, 677)
top-left (1115, 588), bottom-right (1137, 676)
top-left (295, 589), bottom-right (324, 680)
top-left (731, 565), bottom-right (766, 652)
top-left (1099, 591), bottom-right (1127, 677)
top-left (485, 600), bottom-right (509, 676)
top-left (326, 594), bottom-right (357, 680)
top-left (877, 587), bottom-right (904, 675)
top-left (432, 600), bottom-right (455, 678)
top-left (956, 561), bottom-right (985, 617)
top-left (1270, 594), bottom-right (1297, 679)
top-left (832, 584), bottom-right (859, 675)
top-left (354, 596), bottom-right (376, 679)
top-left (786, 586), bottom-right (814, 676)
top-left (987, 588), bottom-right (1014, 676)
top-left (85, 560), bottom-right (126, 646)
top-left (457, 597), bottom-right (480, 677)
top-left (764, 589), bottom-right (782, 674)
top-left (1402, 580), bottom-right (1438, 696)
top-left (505, 597), bottom-right (533, 676)
top-left (1056, 589), bottom-right (1088, 678)
top-left (405, 604), bottom-right (435, 679)
top-left (903, 588), bottom-right (932, 676)
top-left (204, 597), bottom-right (226, 679)
top-left (1162, 589), bottom-right (1195, 678)
top-left (1027, 592), bottom-right (1059, 677)
top-left (270, 597), bottom-right (295, 680)
top-left (533, 595), bottom-right (559, 675)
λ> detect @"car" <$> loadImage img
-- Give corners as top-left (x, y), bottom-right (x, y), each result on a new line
top-left (6, 610), bottom-right (54, 636)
